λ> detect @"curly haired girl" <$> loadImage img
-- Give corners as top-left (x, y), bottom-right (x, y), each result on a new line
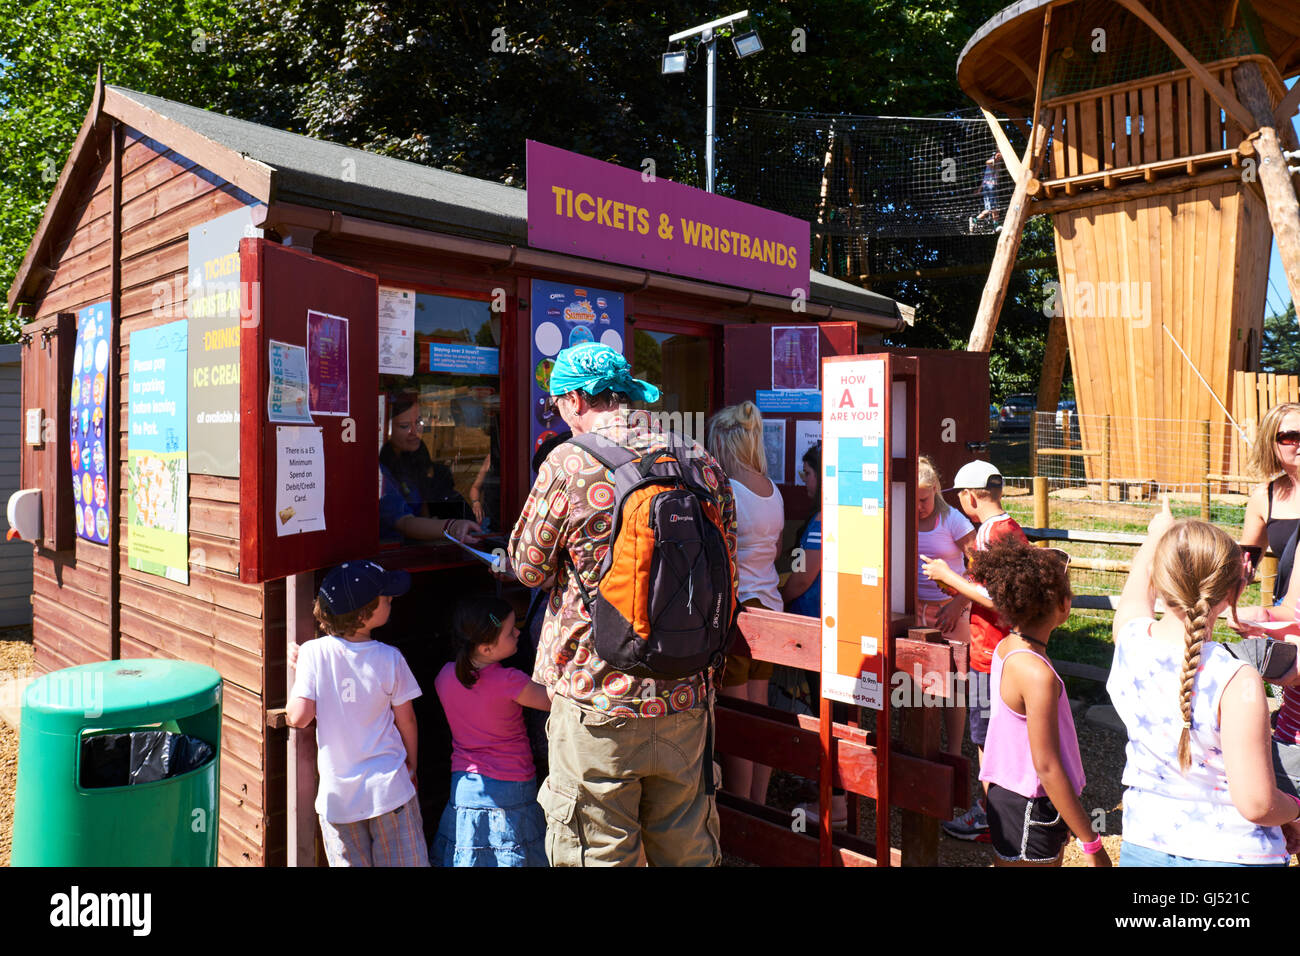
top-left (969, 538), bottom-right (1109, 866)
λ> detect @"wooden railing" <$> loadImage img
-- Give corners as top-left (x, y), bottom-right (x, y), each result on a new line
top-left (717, 606), bottom-right (969, 867)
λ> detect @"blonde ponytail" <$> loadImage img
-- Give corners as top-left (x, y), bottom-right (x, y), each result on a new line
top-left (707, 403), bottom-right (767, 477)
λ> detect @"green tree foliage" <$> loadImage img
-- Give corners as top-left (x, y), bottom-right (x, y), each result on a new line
top-left (1260, 302), bottom-right (1300, 375)
top-left (0, 0), bottom-right (240, 338)
top-left (2, 0), bottom-right (1037, 393)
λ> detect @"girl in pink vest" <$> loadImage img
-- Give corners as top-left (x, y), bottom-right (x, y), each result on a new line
top-left (973, 539), bottom-right (1110, 866)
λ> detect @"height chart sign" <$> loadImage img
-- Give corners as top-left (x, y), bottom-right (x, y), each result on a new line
top-left (820, 356), bottom-right (890, 708)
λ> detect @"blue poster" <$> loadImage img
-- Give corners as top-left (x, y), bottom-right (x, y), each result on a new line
top-left (127, 320), bottom-right (190, 582)
top-left (70, 302), bottom-right (112, 544)
top-left (528, 280), bottom-right (625, 470)
top-left (428, 343), bottom-right (499, 375)
top-left (756, 389), bottom-right (822, 413)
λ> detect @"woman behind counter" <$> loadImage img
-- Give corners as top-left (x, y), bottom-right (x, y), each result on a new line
top-left (380, 398), bottom-right (483, 543)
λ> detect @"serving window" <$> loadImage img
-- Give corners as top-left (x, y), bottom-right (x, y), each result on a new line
top-left (378, 290), bottom-right (504, 541)
top-left (632, 321), bottom-right (719, 423)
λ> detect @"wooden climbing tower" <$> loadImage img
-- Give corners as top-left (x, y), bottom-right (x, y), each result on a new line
top-left (960, 0), bottom-right (1300, 488)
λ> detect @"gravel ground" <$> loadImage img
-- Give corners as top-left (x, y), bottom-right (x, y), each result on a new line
top-left (0, 626), bottom-right (34, 868)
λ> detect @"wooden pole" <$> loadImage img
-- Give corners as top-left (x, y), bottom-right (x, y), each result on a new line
top-left (1033, 475), bottom-right (1050, 532)
top-left (813, 120), bottom-right (837, 272)
top-left (287, 571), bottom-right (318, 866)
top-left (1262, 554), bottom-right (1278, 606)
top-left (1030, 412), bottom-right (1039, 479)
top-left (1201, 420), bottom-right (1213, 521)
top-left (1233, 62), bottom-right (1300, 309)
top-left (900, 627), bottom-right (943, 867)
top-left (1037, 312), bottom-right (1069, 413)
top-left (1102, 415), bottom-right (1112, 502)
top-left (968, 110), bottom-right (1053, 352)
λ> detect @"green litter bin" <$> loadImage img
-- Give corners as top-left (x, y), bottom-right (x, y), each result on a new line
top-left (12, 659), bottom-right (222, 866)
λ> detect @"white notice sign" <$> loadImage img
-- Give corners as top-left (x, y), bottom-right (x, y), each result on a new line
top-left (275, 425), bottom-right (326, 536)
top-left (378, 287), bottom-right (416, 375)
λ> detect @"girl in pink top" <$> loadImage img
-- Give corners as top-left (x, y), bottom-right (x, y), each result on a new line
top-left (433, 596), bottom-right (552, 867)
top-left (973, 539), bottom-right (1110, 867)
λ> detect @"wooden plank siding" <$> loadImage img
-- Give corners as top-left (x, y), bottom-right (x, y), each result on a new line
top-left (24, 124), bottom-right (283, 866)
top-left (0, 357), bottom-right (33, 626)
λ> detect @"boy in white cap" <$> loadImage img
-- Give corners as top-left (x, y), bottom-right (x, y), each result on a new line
top-left (287, 560), bottom-right (428, 866)
top-left (921, 460), bottom-right (1029, 840)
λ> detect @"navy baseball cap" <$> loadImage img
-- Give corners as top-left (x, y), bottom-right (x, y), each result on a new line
top-left (318, 560), bottom-right (411, 615)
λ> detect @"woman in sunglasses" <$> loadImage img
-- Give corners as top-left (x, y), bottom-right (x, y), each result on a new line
top-left (1240, 403), bottom-right (1300, 600)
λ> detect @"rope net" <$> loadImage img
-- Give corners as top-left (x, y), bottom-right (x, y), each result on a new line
top-left (722, 107), bottom-right (1027, 259)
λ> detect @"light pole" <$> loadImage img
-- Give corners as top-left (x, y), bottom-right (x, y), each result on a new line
top-left (663, 10), bottom-right (762, 193)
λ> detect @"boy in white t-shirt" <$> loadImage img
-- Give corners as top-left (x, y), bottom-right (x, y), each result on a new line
top-left (287, 560), bottom-right (428, 867)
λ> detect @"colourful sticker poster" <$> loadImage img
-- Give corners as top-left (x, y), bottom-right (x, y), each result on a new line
top-left (127, 320), bottom-right (190, 583)
top-left (72, 301), bottom-right (111, 544)
top-left (307, 309), bottom-right (349, 416)
top-left (267, 340), bottom-right (313, 424)
top-left (820, 357), bottom-right (889, 709)
top-left (528, 280), bottom-right (625, 470)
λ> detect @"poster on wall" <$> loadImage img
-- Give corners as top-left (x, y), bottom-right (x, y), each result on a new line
top-left (71, 301), bottom-right (112, 544)
top-left (772, 326), bottom-right (820, 391)
top-left (307, 310), bottom-right (350, 416)
top-left (188, 206), bottom-right (261, 477)
top-left (528, 279), bottom-right (625, 469)
top-left (820, 356), bottom-right (889, 709)
top-left (378, 287), bottom-right (416, 375)
top-left (275, 425), bottom-right (326, 536)
top-left (127, 320), bottom-right (190, 583)
top-left (762, 419), bottom-right (786, 484)
top-left (794, 420), bottom-right (822, 472)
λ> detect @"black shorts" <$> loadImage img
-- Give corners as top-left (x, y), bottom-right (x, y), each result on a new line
top-left (986, 783), bottom-right (1071, 863)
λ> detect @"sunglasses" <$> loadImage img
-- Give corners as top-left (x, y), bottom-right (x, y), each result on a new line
top-left (1277, 430), bottom-right (1300, 447)
top-left (1045, 547), bottom-right (1072, 569)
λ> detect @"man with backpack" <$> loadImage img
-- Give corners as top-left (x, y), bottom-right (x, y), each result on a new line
top-left (508, 342), bottom-right (738, 866)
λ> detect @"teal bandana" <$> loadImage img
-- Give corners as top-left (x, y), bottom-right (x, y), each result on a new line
top-left (548, 342), bottom-right (661, 403)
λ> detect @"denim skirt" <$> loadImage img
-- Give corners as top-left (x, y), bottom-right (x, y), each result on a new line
top-left (433, 771), bottom-right (548, 867)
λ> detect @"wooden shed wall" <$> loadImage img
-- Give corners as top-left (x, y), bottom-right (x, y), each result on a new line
top-left (27, 125), bottom-right (285, 866)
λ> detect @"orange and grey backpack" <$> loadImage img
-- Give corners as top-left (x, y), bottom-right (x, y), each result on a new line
top-left (563, 430), bottom-right (737, 680)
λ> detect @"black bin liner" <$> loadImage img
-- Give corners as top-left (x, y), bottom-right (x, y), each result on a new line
top-left (80, 731), bottom-right (215, 788)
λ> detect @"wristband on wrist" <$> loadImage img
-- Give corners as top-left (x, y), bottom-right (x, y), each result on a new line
top-left (1078, 835), bottom-right (1103, 855)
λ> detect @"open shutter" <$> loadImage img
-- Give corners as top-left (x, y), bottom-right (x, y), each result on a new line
top-left (238, 239), bottom-right (379, 583)
top-left (20, 312), bottom-right (76, 551)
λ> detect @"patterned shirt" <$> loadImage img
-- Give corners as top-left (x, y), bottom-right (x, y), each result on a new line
top-left (1106, 617), bottom-right (1288, 864)
top-left (508, 411), bottom-right (738, 717)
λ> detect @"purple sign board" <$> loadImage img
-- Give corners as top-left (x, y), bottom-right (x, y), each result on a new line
top-left (526, 140), bottom-right (810, 298)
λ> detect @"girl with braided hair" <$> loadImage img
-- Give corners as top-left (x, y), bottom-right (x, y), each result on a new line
top-left (1107, 497), bottom-right (1300, 866)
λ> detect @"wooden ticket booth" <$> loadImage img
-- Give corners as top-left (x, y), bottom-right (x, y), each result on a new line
top-left (7, 78), bottom-right (931, 865)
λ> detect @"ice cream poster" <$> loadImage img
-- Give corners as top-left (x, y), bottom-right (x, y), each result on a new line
top-left (70, 302), bottom-right (112, 545)
top-left (528, 279), bottom-right (625, 470)
top-left (127, 320), bottom-right (190, 583)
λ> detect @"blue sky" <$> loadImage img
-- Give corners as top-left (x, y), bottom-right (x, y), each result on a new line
top-left (1265, 77), bottom-right (1299, 319)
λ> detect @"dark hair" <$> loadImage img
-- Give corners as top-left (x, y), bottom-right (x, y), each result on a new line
top-left (579, 387), bottom-right (634, 411)
top-left (968, 539), bottom-right (1071, 632)
top-left (314, 596), bottom-right (381, 638)
top-left (532, 429), bottom-right (573, 472)
top-left (389, 395), bottom-right (419, 420)
top-left (803, 441), bottom-right (821, 471)
top-left (451, 595), bottom-right (514, 688)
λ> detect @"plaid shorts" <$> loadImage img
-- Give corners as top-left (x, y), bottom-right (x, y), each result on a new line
top-left (319, 794), bottom-right (430, 867)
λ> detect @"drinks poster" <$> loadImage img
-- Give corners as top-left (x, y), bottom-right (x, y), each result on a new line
top-left (71, 301), bottom-right (111, 544)
top-left (127, 320), bottom-right (190, 583)
top-left (307, 309), bottom-right (349, 416)
top-left (528, 279), bottom-right (624, 469)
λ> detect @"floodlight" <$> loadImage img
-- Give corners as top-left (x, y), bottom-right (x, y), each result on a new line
top-left (732, 30), bottom-right (763, 58)
top-left (661, 51), bottom-right (688, 74)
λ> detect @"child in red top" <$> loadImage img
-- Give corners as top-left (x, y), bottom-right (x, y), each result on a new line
top-left (922, 460), bottom-right (1028, 840)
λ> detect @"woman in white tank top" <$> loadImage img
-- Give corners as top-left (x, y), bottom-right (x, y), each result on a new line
top-left (708, 402), bottom-right (784, 806)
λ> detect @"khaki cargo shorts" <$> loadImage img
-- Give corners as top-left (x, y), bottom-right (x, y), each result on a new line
top-left (538, 693), bottom-right (721, 867)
